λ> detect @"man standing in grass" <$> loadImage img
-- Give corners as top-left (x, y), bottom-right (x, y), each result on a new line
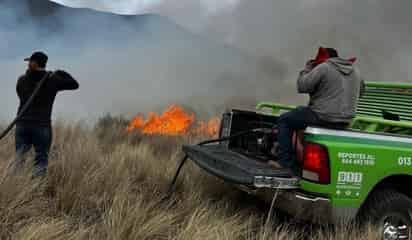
top-left (15, 51), bottom-right (79, 177)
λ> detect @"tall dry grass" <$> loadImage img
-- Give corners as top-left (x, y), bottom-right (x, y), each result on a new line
top-left (0, 117), bottom-right (380, 239)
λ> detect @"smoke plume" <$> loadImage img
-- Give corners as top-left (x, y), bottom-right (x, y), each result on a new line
top-left (1, 0), bottom-right (411, 123)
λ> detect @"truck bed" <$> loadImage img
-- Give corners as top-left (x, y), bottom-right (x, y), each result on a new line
top-left (183, 144), bottom-right (299, 189)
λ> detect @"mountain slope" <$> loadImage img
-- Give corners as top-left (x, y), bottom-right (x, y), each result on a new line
top-left (0, 0), bottom-right (287, 120)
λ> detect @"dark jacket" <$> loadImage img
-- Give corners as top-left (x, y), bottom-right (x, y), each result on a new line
top-left (297, 58), bottom-right (363, 123)
top-left (16, 70), bottom-right (79, 127)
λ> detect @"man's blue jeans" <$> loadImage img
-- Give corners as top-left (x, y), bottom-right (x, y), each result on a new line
top-left (15, 124), bottom-right (52, 176)
top-left (277, 107), bottom-right (321, 172)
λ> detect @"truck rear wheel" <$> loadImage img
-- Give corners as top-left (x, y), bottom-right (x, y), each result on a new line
top-left (361, 189), bottom-right (412, 240)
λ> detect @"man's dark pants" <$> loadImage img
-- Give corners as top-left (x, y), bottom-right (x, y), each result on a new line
top-left (15, 124), bottom-right (52, 176)
top-left (277, 106), bottom-right (322, 172)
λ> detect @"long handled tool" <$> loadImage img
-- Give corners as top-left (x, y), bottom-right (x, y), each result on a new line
top-left (0, 72), bottom-right (52, 141)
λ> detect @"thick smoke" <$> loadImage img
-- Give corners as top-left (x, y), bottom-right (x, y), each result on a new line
top-left (151, 0), bottom-right (412, 84)
top-left (1, 0), bottom-right (412, 123)
top-left (54, 0), bottom-right (412, 85)
top-left (52, 0), bottom-right (412, 92)
top-left (0, 0), bottom-right (273, 123)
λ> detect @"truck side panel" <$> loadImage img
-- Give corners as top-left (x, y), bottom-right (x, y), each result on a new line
top-left (302, 128), bottom-right (412, 215)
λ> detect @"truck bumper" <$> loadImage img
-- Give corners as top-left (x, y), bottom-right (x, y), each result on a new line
top-left (237, 186), bottom-right (357, 224)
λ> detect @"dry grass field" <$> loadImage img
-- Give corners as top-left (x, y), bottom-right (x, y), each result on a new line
top-left (0, 116), bottom-right (380, 240)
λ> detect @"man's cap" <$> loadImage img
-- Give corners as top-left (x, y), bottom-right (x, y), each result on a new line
top-left (24, 51), bottom-right (48, 67)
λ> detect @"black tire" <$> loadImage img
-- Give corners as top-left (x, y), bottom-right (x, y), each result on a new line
top-left (360, 188), bottom-right (412, 240)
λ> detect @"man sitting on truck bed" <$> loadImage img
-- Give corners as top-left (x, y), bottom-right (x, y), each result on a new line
top-left (271, 47), bottom-right (363, 173)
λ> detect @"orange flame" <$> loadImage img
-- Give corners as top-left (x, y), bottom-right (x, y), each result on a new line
top-left (127, 105), bottom-right (219, 137)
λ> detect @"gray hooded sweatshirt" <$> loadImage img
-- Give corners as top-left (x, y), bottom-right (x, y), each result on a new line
top-left (297, 58), bottom-right (363, 123)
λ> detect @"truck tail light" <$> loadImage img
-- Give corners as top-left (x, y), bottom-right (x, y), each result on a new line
top-left (302, 142), bottom-right (330, 184)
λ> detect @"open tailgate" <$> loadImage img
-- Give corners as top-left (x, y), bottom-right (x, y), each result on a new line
top-left (182, 144), bottom-right (300, 189)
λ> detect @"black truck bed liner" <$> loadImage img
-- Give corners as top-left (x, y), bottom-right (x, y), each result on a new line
top-left (182, 144), bottom-right (299, 188)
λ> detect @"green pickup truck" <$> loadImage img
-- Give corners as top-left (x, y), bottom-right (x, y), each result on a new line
top-left (182, 81), bottom-right (412, 240)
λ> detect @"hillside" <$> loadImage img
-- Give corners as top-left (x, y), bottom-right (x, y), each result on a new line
top-left (0, 0), bottom-right (287, 120)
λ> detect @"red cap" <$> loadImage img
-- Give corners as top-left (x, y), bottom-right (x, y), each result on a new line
top-left (311, 47), bottom-right (357, 67)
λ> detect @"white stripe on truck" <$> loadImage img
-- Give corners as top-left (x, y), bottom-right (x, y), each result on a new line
top-left (306, 127), bottom-right (412, 144)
